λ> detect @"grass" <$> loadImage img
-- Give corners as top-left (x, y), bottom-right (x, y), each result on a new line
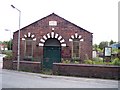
top-left (41, 69), bottom-right (53, 75)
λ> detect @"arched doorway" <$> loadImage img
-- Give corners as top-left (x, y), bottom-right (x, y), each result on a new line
top-left (43, 38), bottom-right (61, 69)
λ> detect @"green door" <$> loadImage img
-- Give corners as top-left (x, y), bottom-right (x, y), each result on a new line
top-left (43, 46), bottom-right (61, 69)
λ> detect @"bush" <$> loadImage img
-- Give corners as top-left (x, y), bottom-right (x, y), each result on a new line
top-left (112, 58), bottom-right (120, 66)
top-left (74, 60), bottom-right (79, 64)
top-left (93, 57), bottom-right (104, 65)
top-left (84, 60), bottom-right (94, 64)
top-left (42, 68), bottom-right (53, 75)
top-left (62, 60), bottom-right (70, 64)
top-left (93, 57), bottom-right (103, 62)
top-left (71, 58), bottom-right (80, 64)
top-left (3, 50), bottom-right (12, 59)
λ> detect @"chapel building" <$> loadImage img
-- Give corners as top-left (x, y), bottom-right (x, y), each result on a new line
top-left (12, 13), bottom-right (93, 69)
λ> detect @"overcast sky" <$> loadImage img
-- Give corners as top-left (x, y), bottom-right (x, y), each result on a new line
top-left (0, 0), bottom-right (119, 44)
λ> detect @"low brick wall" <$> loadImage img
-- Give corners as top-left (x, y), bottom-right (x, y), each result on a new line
top-left (3, 58), bottom-right (13, 70)
top-left (13, 61), bottom-right (42, 73)
top-left (53, 63), bottom-right (120, 79)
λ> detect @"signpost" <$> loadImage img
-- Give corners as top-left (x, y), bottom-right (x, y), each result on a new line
top-left (104, 47), bottom-right (112, 62)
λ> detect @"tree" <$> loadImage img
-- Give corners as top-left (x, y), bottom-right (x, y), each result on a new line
top-left (99, 41), bottom-right (108, 50)
top-left (93, 44), bottom-right (98, 50)
top-left (7, 40), bottom-right (12, 50)
top-left (109, 40), bottom-right (116, 45)
top-left (1, 39), bottom-right (12, 50)
top-left (0, 41), bottom-right (2, 44)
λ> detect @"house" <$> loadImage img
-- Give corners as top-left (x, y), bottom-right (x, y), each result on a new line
top-left (0, 43), bottom-right (8, 51)
top-left (12, 13), bottom-right (93, 69)
top-left (109, 42), bottom-right (120, 49)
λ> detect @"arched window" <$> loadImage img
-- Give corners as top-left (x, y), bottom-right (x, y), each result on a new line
top-left (69, 33), bottom-right (84, 59)
top-left (22, 32), bottom-right (36, 59)
top-left (25, 38), bottom-right (33, 58)
top-left (72, 39), bottom-right (80, 58)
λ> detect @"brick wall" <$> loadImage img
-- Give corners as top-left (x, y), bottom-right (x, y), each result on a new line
top-left (13, 13), bottom-right (92, 62)
top-left (3, 58), bottom-right (13, 70)
top-left (53, 63), bottom-right (120, 79)
top-left (13, 61), bottom-right (41, 73)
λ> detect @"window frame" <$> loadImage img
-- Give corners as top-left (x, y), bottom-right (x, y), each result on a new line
top-left (24, 38), bottom-right (33, 58)
top-left (72, 39), bottom-right (80, 59)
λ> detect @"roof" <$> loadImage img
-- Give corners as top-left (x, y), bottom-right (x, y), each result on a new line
top-left (109, 42), bottom-right (120, 48)
top-left (14, 13), bottom-right (92, 34)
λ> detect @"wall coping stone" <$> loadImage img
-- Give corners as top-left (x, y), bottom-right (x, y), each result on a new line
top-left (13, 61), bottom-right (41, 64)
top-left (53, 63), bottom-right (120, 68)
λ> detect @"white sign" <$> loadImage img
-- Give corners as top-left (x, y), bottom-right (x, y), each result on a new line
top-left (49, 21), bottom-right (57, 26)
top-left (104, 47), bottom-right (112, 56)
top-left (93, 50), bottom-right (97, 58)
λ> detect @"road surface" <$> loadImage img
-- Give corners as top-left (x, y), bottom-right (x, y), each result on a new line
top-left (0, 54), bottom-right (119, 88)
top-left (2, 69), bottom-right (119, 88)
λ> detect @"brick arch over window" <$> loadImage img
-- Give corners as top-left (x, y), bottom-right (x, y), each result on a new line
top-left (39, 31), bottom-right (66, 47)
top-left (69, 33), bottom-right (84, 59)
top-left (22, 32), bottom-right (36, 58)
top-left (22, 32), bottom-right (36, 41)
top-left (69, 33), bottom-right (84, 42)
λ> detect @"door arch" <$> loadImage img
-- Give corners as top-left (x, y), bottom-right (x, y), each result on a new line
top-left (44, 38), bottom-right (61, 46)
top-left (43, 38), bottom-right (61, 69)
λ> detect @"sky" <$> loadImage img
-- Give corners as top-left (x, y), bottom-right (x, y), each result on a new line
top-left (0, 0), bottom-right (119, 44)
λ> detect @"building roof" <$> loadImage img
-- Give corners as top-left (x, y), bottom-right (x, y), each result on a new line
top-left (109, 42), bottom-right (120, 49)
top-left (14, 13), bottom-right (92, 34)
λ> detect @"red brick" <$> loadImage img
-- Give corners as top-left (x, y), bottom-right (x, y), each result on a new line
top-left (13, 13), bottom-right (93, 62)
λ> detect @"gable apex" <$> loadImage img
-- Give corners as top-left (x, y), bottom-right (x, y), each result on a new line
top-left (50, 13), bottom-right (92, 34)
top-left (14, 13), bottom-right (92, 34)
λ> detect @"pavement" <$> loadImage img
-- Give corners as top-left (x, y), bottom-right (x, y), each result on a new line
top-left (5, 69), bottom-right (118, 85)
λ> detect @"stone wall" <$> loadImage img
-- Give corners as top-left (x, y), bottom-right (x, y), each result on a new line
top-left (53, 63), bottom-right (120, 79)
